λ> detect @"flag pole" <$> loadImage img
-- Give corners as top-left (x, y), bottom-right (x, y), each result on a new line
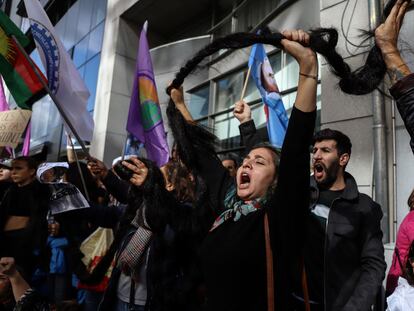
top-left (11, 35), bottom-right (91, 158)
top-left (121, 135), bottom-right (128, 161)
top-left (240, 65), bottom-right (252, 101)
top-left (67, 134), bottom-right (90, 201)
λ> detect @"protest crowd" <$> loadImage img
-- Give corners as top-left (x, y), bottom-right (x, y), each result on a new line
top-left (1, 0), bottom-right (414, 310)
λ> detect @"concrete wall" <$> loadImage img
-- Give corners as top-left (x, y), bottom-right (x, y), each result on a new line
top-left (90, 0), bottom-right (137, 165)
top-left (319, 0), bottom-right (414, 270)
top-left (91, 0), bottom-right (211, 166)
top-left (319, 1), bottom-right (414, 242)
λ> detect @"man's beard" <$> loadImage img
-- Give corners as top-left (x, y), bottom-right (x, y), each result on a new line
top-left (317, 160), bottom-right (341, 190)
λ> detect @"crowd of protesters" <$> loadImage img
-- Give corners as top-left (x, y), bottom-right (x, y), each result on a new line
top-left (1, 1), bottom-right (414, 311)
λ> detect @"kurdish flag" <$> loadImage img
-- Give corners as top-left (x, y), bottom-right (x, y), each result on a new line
top-left (0, 10), bottom-right (45, 109)
top-left (126, 21), bottom-right (169, 167)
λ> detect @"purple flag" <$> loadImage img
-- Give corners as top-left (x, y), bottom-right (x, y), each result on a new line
top-left (126, 21), bottom-right (169, 167)
top-left (0, 78), bottom-right (8, 112)
top-left (0, 79), bottom-right (13, 155)
top-left (22, 121), bottom-right (31, 156)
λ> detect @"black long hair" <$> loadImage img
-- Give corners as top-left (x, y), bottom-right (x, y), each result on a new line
top-left (166, 0), bottom-right (409, 171)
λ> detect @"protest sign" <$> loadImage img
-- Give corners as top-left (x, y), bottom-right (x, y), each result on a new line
top-left (0, 110), bottom-right (31, 148)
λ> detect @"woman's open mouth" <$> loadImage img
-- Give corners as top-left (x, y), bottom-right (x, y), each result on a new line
top-left (239, 172), bottom-right (251, 189)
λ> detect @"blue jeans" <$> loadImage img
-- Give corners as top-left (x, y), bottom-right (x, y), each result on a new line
top-left (115, 299), bottom-right (145, 311)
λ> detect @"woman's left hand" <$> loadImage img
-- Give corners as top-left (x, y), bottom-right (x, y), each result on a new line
top-left (122, 157), bottom-right (149, 187)
top-left (281, 29), bottom-right (318, 74)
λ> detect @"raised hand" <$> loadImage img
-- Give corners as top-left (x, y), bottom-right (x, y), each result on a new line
top-left (375, 0), bottom-right (411, 83)
top-left (87, 157), bottom-right (108, 180)
top-left (233, 100), bottom-right (251, 124)
top-left (281, 29), bottom-right (317, 75)
top-left (281, 29), bottom-right (318, 112)
top-left (375, 0), bottom-right (410, 54)
top-left (122, 157), bottom-right (149, 187)
top-left (170, 86), bottom-right (185, 107)
top-left (169, 85), bottom-right (194, 121)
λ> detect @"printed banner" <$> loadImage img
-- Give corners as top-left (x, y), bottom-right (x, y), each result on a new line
top-left (48, 183), bottom-right (90, 215)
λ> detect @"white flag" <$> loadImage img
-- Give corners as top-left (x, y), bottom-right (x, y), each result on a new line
top-left (23, 0), bottom-right (94, 141)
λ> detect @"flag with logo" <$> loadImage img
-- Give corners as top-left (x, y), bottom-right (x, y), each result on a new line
top-left (126, 21), bottom-right (169, 167)
top-left (0, 10), bottom-right (45, 109)
top-left (248, 44), bottom-right (288, 148)
top-left (23, 0), bottom-right (94, 141)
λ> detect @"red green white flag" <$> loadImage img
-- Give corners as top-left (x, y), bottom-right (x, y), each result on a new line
top-left (0, 9), bottom-right (45, 109)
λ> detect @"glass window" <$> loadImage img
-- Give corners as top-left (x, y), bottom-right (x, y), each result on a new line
top-left (62, 1), bottom-right (80, 50)
top-left (78, 65), bottom-right (86, 80)
top-left (73, 34), bottom-right (90, 68)
top-left (198, 119), bottom-right (209, 127)
top-left (269, 52), bottom-right (282, 89)
top-left (213, 111), bottom-right (240, 141)
top-left (188, 85), bottom-right (210, 119)
top-left (31, 96), bottom-right (53, 141)
top-left (83, 54), bottom-right (101, 112)
top-left (281, 91), bottom-right (297, 112)
top-left (281, 54), bottom-right (299, 91)
top-left (250, 103), bottom-right (267, 128)
top-left (91, 0), bottom-right (107, 29)
top-left (87, 22), bottom-right (105, 61)
top-left (213, 111), bottom-right (241, 151)
top-left (243, 76), bottom-right (260, 103)
top-left (77, 0), bottom-right (93, 41)
top-left (215, 71), bottom-right (244, 112)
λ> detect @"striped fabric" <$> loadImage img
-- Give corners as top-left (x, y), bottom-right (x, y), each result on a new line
top-left (118, 206), bottom-right (153, 280)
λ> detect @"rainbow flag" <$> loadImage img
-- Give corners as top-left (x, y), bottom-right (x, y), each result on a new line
top-left (0, 10), bottom-right (45, 109)
top-left (126, 21), bottom-right (169, 167)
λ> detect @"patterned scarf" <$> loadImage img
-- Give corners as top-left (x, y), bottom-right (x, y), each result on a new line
top-left (210, 184), bottom-right (267, 232)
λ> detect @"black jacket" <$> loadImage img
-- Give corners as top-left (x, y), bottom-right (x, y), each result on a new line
top-left (309, 174), bottom-right (386, 311)
top-left (390, 73), bottom-right (414, 153)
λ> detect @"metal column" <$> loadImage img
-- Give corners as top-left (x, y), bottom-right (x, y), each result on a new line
top-left (368, 0), bottom-right (389, 242)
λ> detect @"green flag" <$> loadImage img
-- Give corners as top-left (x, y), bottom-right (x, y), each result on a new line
top-left (0, 10), bottom-right (45, 108)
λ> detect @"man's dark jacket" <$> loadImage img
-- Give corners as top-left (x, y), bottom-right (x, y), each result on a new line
top-left (239, 119), bottom-right (386, 311)
top-left (309, 173), bottom-right (385, 311)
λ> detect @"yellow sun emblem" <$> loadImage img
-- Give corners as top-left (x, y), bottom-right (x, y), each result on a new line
top-left (0, 26), bottom-right (16, 63)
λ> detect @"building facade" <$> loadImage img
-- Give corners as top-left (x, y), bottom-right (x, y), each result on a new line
top-left (93, 0), bottom-right (414, 246)
top-left (3, 0), bottom-right (414, 250)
